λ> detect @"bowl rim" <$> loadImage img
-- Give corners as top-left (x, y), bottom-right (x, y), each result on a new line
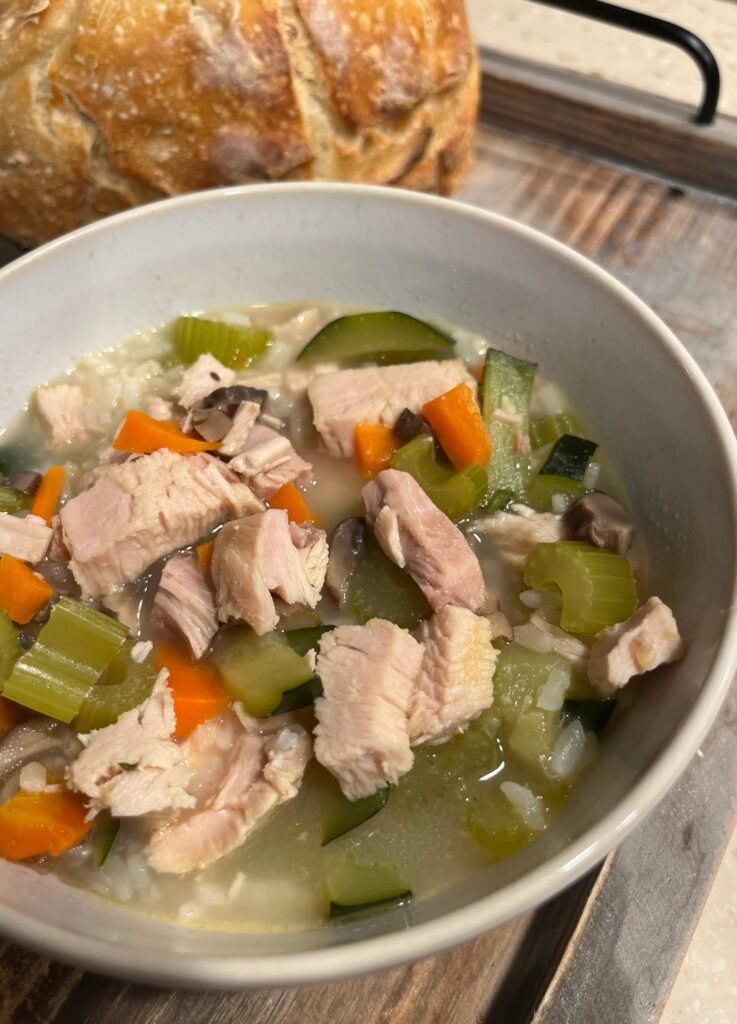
top-left (1, 181), bottom-right (737, 988)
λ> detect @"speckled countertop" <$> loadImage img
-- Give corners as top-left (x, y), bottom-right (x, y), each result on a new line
top-left (469, 0), bottom-right (737, 118)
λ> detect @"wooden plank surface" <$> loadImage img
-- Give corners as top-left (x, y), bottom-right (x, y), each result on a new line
top-left (1, 122), bottom-right (736, 1023)
top-left (479, 48), bottom-right (737, 199)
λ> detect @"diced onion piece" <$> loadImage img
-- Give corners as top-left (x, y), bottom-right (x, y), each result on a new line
top-left (500, 781), bottom-right (545, 831)
top-left (519, 590), bottom-right (543, 610)
top-left (582, 461), bottom-right (601, 491)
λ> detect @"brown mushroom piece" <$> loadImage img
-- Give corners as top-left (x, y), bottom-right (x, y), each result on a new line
top-left (202, 385), bottom-right (268, 413)
top-left (564, 493), bottom-right (635, 555)
top-left (325, 518), bottom-right (366, 607)
top-left (1, 471), bottom-right (42, 495)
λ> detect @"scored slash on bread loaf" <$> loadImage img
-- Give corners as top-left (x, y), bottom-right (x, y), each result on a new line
top-left (0, 0), bottom-right (479, 247)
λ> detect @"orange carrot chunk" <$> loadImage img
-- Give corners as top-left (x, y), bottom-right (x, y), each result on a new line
top-left (112, 410), bottom-right (221, 455)
top-left (354, 423), bottom-right (402, 480)
top-left (30, 466), bottom-right (65, 526)
top-left (0, 555), bottom-right (53, 624)
top-left (0, 696), bottom-right (29, 739)
top-left (154, 643), bottom-right (228, 739)
top-left (268, 482), bottom-right (320, 525)
top-left (195, 539), bottom-right (215, 577)
top-left (422, 383), bottom-right (493, 469)
top-left (0, 790), bottom-right (92, 861)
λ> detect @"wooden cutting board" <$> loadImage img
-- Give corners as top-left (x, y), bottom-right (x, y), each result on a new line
top-left (1, 118), bottom-right (736, 1024)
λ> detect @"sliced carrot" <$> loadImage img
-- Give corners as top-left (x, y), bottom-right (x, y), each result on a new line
top-left (268, 482), bottom-right (320, 525)
top-left (112, 410), bottom-right (221, 455)
top-left (354, 422), bottom-right (402, 480)
top-left (154, 643), bottom-right (228, 739)
top-left (0, 696), bottom-right (29, 739)
top-left (0, 555), bottom-right (53, 624)
top-left (195, 539), bottom-right (215, 577)
top-left (0, 789), bottom-right (92, 861)
top-left (422, 383), bottom-right (492, 469)
top-left (30, 466), bottom-right (65, 526)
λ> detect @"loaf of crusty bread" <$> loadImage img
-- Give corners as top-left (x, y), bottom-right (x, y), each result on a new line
top-left (0, 0), bottom-right (479, 247)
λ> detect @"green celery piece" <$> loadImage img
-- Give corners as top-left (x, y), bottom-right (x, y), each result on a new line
top-left (539, 435), bottom-right (597, 482)
top-left (348, 534), bottom-right (432, 630)
top-left (319, 768), bottom-right (389, 846)
top-left (297, 311), bottom-right (455, 366)
top-left (213, 626), bottom-right (314, 717)
top-left (75, 641), bottom-right (157, 732)
top-left (481, 348), bottom-right (537, 509)
top-left (324, 855), bottom-right (412, 917)
top-left (523, 541), bottom-right (638, 636)
top-left (174, 316), bottom-right (272, 369)
top-left (0, 610), bottom-right (22, 684)
top-left (0, 486), bottom-right (32, 515)
top-left (493, 643), bottom-right (572, 722)
top-left (283, 626), bottom-right (333, 658)
top-left (390, 436), bottom-right (487, 521)
top-left (508, 708), bottom-right (561, 770)
top-left (467, 792), bottom-right (535, 863)
top-left (529, 413), bottom-right (584, 449)
top-left (3, 598), bottom-right (128, 722)
top-left (564, 698), bottom-right (616, 735)
top-left (526, 474), bottom-right (584, 513)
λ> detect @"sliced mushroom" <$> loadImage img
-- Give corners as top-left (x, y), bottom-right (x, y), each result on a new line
top-left (325, 518), bottom-right (366, 607)
top-left (1, 471), bottom-right (42, 495)
top-left (564, 493), bottom-right (634, 555)
top-left (190, 408), bottom-right (233, 442)
top-left (394, 407), bottom-right (432, 445)
top-left (202, 385), bottom-right (268, 413)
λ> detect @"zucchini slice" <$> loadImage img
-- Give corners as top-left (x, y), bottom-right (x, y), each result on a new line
top-left (320, 774), bottom-right (389, 846)
top-left (297, 312), bottom-right (455, 365)
top-left (324, 857), bottom-right (412, 918)
top-left (539, 434), bottom-right (597, 482)
top-left (481, 348), bottom-right (537, 510)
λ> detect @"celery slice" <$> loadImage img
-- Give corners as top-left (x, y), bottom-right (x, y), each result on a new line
top-left (0, 610), bottom-right (22, 684)
top-left (523, 541), bottom-right (638, 636)
top-left (529, 413), bottom-right (584, 449)
top-left (467, 791), bottom-right (535, 863)
top-left (75, 641), bottom-right (157, 733)
top-left (324, 855), bottom-right (412, 917)
top-left (390, 436), bottom-right (487, 521)
top-left (213, 626), bottom-right (314, 718)
top-left (0, 486), bottom-right (32, 515)
top-left (481, 348), bottom-right (537, 510)
top-left (3, 598), bottom-right (128, 722)
top-left (174, 316), bottom-right (272, 369)
top-left (348, 533), bottom-right (432, 631)
top-left (526, 474), bottom-right (584, 513)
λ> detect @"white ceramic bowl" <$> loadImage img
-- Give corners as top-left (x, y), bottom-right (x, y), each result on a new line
top-left (1, 184), bottom-right (736, 987)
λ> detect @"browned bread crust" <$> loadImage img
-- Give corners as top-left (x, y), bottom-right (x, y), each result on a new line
top-left (0, 0), bottom-right (478, 246)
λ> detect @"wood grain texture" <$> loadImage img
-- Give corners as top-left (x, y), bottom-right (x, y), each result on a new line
top-left (1, 122), bottom-right (736, 1024)
top-left (479, 49), bottom-right (737, 200)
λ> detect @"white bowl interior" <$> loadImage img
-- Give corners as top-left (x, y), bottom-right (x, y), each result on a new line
top-left (0, 185), bottom-right (735, 985)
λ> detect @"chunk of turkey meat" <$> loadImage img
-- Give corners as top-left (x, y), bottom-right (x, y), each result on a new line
top-left (411, 606), bottom-right (497, 745)
top-left (153, 553), bottom-right (217, 660)
top-left (362, 469), bottom-right (485, 612)
top-left (60, 450), bottom-right (261, 597)
top-left (146, 709), bottom-right (311, 874)
top-left (67, 670), bottom-right (195, 818)
top-left (211, 510), bottom-right (328, 634)
top-left (313, 619), bottom-right (423, 799)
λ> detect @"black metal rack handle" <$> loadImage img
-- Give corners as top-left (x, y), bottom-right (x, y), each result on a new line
top-left (529, 0), bottom-right (721, 124)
